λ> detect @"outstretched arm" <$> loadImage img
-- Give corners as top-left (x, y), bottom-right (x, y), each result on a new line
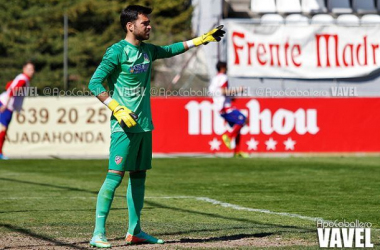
top-left (153, 25), bottom-right (225, 60)
top-left (152, 42), bottom-right (188, 60)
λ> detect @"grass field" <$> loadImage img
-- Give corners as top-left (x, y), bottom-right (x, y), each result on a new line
top-left (0, 157), bottom-right (379, 249)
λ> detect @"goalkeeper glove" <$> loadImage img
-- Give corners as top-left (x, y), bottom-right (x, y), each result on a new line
top-left (107, 99), bottom-right (138, 128)
top-left (192, 25), bottom-right (225, 46)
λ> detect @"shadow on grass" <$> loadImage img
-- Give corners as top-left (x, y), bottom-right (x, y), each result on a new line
top-left (106, 233), bottom-right (275, 247)
top-left (73, 232), bottom-right (272, 246)
top-left (0, 177), bottom-right (100, 195)
top-left (0, 223), bottom-right (87, 249)
top-left (155, 225), bottom-right (262, 237)
top-left (111, 225), bottom-right (271, 241)
top-left (171, 232), bottom-right (273, 243)
top-left (109, 232), bottom-right (300, 246)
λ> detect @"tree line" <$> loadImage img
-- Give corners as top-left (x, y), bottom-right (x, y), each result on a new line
top-left (0, 0), bottom-right (192, 93)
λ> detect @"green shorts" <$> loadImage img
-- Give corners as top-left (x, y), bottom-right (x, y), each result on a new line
top-left (109, 131), bottom-right (152, 172)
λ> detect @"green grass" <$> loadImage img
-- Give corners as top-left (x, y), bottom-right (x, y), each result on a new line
top-left (0, 157), bottom-right (379, 249)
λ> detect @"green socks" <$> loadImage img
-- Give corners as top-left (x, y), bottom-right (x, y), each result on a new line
top-left (93, 172), bottom-right (122, 236)
top-left (93, 171), bottom-right (146, 236)
top-left (127, 171), bottom-right (146, 235)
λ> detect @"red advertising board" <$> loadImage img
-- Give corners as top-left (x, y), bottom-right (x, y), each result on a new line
top-left (151, 97), bottom-right (380, 153)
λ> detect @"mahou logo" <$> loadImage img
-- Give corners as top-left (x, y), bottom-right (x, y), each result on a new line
top-left (185, 99), bottom-right (319, 136)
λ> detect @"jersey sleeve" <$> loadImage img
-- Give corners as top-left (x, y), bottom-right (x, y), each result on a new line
top-left (5, 81), bottom-right (12, 90)
top-left (219, 75), bottom-right (228, 89)
top-left (88, 45), bottom-right (121, 96)
top-left (8, 80), bottom-right (26, 97)
top-left (221, 80), bottom-right (228, 88)
top-left (148, 42), bottom-right (186, 61)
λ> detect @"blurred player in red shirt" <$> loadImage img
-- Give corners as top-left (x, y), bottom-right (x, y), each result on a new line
top-left (0, 61), bottom-right (35, 159)
top-left (209, 61), bottom-right (248, 158)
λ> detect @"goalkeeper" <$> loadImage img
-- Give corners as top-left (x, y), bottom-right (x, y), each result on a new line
top-left (88, 5), bottom-right (225, 248)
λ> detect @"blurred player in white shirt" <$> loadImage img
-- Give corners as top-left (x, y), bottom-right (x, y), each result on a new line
top-left (0, 61), bottom-right (35, 159)
top-left (209, 61), bottom-right (248, 158)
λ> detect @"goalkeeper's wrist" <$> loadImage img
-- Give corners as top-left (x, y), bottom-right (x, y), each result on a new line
top-left (186, 40), bottom-right (195, 49)
top-left (188, 36), bottom-right (203, 48)
top-left (104, 97), bottom-right (119, 111)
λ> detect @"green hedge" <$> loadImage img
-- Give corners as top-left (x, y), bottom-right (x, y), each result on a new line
top-left (0, 0), bottom-right (192, 92)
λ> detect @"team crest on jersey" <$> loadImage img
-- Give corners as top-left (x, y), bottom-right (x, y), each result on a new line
top-left (143, 53), bottom-right (150, 63)
top-left (115, 156), bottom-right (123, 165)
top-left (129, 63), bottom-right (149, 74)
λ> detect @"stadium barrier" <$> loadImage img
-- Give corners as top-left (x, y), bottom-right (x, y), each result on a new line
top-left (4, 97), bottom-right (380, 157)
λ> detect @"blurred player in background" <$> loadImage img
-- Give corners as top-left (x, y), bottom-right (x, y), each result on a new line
top-left (0, 61), bottom-right (35, 160)
top-left (87, 5), bottom-right (225, 248)
top-left (209, 61), bottom-right (248, 158)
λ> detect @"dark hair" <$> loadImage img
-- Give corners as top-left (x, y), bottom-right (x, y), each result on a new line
top-left (120, 5), bottom-right (152, 33)
top-left (23, 61), bottom-right (34, 67)
top-left (216, 61), bottom-right (227, 72)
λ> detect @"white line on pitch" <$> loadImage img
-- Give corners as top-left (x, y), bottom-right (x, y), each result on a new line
top-left (145, 196), bottom-right (326, 222)
top-left (194, 197), bottom-right (325, 222)
top-left (193, 198), bottom-right (379, 232)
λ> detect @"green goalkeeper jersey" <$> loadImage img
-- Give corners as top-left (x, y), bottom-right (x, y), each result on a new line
top-left (88, 40), bottom-right (186, 133)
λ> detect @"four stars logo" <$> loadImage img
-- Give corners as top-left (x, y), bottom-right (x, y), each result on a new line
top-left (208, 137), bottom-right (297, 151)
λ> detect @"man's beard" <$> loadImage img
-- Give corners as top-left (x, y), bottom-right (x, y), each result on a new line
top-left (134, 31), bottom-right (149, 41)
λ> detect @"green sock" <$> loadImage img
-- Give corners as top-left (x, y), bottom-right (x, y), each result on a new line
top-left (127, 171), bottom-right (146, 235)
top-left (93, 172), bottom-right (122, 236)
